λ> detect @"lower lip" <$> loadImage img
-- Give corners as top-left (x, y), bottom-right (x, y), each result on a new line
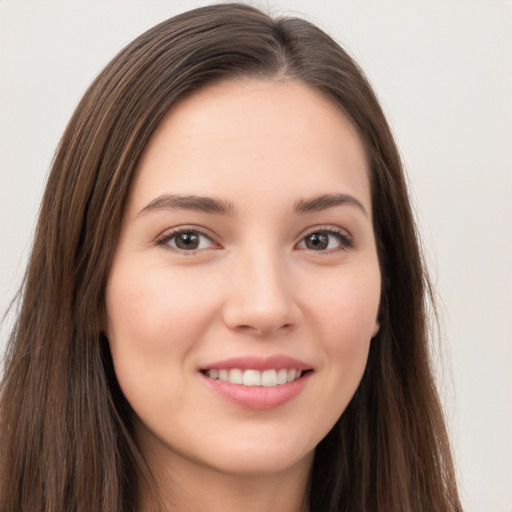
top-left (200, 372), bottom-right (311, 410)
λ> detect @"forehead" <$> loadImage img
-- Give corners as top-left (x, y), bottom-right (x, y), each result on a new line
top-left (129, 79), bottom-right (371, 215)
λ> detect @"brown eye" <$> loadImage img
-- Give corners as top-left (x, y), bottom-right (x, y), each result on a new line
top-left (298, 230), bottom-right (352, 251)
top-left (305, 233), bottom-right (329, 250)
top-left (175, 232), bottom-right (200, 250)
top-left (161, 230), bottom-right (216, 252)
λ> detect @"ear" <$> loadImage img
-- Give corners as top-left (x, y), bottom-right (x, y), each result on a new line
top-left (371, 320), bottom-right (380, 338)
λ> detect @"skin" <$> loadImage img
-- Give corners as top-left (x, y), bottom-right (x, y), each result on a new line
top-left (106, 79), bottom-right (381, 512)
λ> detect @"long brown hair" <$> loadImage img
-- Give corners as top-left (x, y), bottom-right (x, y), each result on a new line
top-left (0, 4), bottom-right (462, 511)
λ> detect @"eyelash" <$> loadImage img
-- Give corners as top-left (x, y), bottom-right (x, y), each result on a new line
top-left (297, 226), bottom-right (354, 253)
top-left (155, 226), bottom-right (354, 254)
top-left (156, 226), bottom-right (219, 254)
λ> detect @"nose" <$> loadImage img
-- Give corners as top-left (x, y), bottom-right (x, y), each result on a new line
top-left (222, 250), bottom-right (302, 337)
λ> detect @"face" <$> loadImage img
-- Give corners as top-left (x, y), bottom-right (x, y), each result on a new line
top-left (106, 80), bottom-right (381, 478)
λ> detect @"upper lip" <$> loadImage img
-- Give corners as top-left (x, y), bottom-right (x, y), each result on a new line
top-left (200, 355), bottom-right (312, 372)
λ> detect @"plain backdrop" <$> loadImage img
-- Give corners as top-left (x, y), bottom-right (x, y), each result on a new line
top-left (0, 1), bottom-right (511, 510)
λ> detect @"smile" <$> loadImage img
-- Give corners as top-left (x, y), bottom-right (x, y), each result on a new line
top-left (203, 368), bottom-right (304, 387)
top-left (199, 355), bottom-right (313, 410)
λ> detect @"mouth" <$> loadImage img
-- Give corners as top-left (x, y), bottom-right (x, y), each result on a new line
top-left (198, 355), bottom-right (313, 410)
top-left (200, 368), bottom-right (311, 387)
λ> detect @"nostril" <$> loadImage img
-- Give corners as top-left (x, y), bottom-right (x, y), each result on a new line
top-left (234, 322), bottom-right (294, 336)
top-left (222, 292), bottom-right (302, 335)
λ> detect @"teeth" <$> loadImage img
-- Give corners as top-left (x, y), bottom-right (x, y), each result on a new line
top-left (242, 369), bottom-right (261, 386)
top-left (205, 368), bottom-right (305, 387)
top-left (229, 368), bottom-right (243, 384)
top-left (261, 369), bottom-right (277, 387)
top-left (277, 368), bottom-right (288, 385)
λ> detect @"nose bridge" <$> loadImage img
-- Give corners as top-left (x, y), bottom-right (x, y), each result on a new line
top-left (223, 242), bottom-right (299, 335)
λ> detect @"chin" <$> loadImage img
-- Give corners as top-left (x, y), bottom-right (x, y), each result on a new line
top-left (203, 446), bottom-right (315, 478)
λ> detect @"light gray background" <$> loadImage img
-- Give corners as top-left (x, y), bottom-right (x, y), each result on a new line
top-left (1, 1), bottom-right (511, 510)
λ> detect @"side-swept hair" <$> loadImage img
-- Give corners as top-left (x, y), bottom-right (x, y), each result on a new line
top-left (0, 4), bottom-right (462, 511)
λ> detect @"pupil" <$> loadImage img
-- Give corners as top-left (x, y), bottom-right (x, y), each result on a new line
top-left (307, 233), bottom-right (328, 250)
top-left (176, 232), bottom-right (199, 250)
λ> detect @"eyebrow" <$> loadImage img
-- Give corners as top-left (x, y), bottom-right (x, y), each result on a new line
top-left (138, 194), bottom-right (237, 216)
top-left (138, 192), bottom-right (367, 217)
top-left (293, 193), bottom-right (368, 216)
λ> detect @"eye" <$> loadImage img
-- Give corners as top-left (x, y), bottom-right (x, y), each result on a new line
top-left (158, 229), bottom-right (217, 252)
top-left (297, 229), bottom-right (353, 252)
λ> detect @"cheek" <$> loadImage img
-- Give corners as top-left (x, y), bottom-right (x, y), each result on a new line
top-left (103, 264), bottom-right (220, 415)
top-left (103, 264), bottom-right (222, 405)
top-left (308, 266), bottom-right (380, 402)
top-left (106, 264), bottom-right (217, 351)
top-left (312, 266), bottom-right (381, 343)
top-left (106, 280), bottom-right (171, 356)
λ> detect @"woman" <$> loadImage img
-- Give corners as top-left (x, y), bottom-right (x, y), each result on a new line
top-left (0, 3), bottom-right (463, 511)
